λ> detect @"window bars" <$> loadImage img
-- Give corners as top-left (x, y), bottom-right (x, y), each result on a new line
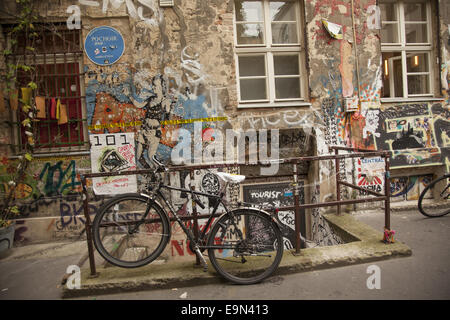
top-left (6, 23), bottom-right (87, 153)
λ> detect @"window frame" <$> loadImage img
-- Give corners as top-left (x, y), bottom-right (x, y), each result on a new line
top-left (234, 0), bottom-right (309, 108)
top-left (6, 24), bottom-right (89, 155)
top-left (380, 0), bottom-right (436, 102)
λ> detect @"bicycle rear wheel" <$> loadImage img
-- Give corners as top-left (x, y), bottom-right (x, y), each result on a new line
top-left (93, 194), bottom-right (170, 268)
top-left (418, 175), bottom-right (450, 218)
top-left (207, 209), bottom-right (283, 285)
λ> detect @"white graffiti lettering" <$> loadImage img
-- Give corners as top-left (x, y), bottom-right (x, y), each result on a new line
top-left (67, 0), bottom-right (159, 29)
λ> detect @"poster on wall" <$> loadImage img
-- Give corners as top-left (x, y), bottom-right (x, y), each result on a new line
top-left (84, 26), bottom-right (125, 66)
top-left (89, 133), bottom-right (137, 195)
top-left (375, 104), bottom-right (441, 168)
top-left (357, 157), bottom-right (385, 195)
top-left (242, 182), bottom-right (305, 250)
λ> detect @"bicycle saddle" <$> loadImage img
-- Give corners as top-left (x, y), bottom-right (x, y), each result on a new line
top-left (216, 172), bottom-right (246, 184)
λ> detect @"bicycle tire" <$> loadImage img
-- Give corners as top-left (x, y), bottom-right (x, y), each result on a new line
top-left (93, 193), bottom-right (170, 268)
top-left (418, 174), bottom-right (450, 218)
top-left (207, 209), bottom-right (283, 285)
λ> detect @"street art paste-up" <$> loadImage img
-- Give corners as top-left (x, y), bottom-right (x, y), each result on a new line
top-left (375, 104), bottom-right (441, 168)
top-left (390, 175), bottom-right (434, 202)
top-left (357, 157), bottom-right (385, 195)
top-left (431, 103), bottom-right (450, 172)
top-left (322, 20), bottom-right (344, 40)
top-left (89, 92), bottom-right (146, 134)
top-left (89, 132), bottom-right (137, 195)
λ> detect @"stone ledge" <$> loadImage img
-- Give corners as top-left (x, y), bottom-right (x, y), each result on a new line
top-left (62, 213), bottom-right (412, 299)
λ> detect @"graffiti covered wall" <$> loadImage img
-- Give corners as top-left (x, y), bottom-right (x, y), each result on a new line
top-left (1, 0), bottom-right (449, 248)
top-left (0, 155), bottom-right (104, 243)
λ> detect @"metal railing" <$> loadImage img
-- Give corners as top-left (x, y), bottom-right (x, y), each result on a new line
top-left (79, 146), bottom-right (391, 277)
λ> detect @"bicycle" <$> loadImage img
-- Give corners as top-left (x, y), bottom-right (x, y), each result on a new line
top-left (418, 173), bottom-right (450, 218)
top-left (92, 156), bottom-right (284, 285)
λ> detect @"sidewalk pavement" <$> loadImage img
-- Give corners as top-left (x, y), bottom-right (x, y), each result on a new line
top-left (0, 201), bottom-right (419, 300)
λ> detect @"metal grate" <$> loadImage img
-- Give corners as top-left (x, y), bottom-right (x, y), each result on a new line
top-left (6, 23), bottom-right (87, 152)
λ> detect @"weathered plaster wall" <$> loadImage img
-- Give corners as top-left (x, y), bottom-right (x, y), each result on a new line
top-left (1, 0), bottom-right (448, 249)
top-left (82, 0), bottom-right (234, 167)
top-left (438, 0), bottom-right (450, 173)
top-left (0, 0), bottom-right (239, 247)
top-left (304, 0), bottom-right (448, 214)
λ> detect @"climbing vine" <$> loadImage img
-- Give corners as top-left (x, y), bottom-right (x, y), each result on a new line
top-left (0, 0), bottom-right (38, 228)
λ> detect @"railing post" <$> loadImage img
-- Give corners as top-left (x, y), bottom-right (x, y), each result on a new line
top-left (81, 175), bottom-right (98, 277)
top-left (293, 161), bottom-right (302, 253)
top-left (334, 148), bottom-right (341, 215)
top-left (189, 169), bottom-right (200, 265)
top-left (384, 153), bottom-right (391, 230)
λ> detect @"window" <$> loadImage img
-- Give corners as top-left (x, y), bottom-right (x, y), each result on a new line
top-left (6, 24), bottom-right (86, 153)
top-left (234, 0), bottom-right (306, 108)
top-left (380, 0), bottom-right (434, 99)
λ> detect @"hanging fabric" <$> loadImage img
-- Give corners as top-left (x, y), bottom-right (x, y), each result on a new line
top-left (35, 96), bottom-right (46, 118)
top-left (50, 98), bottom-right (56, 119)
top-left (58, 103), bottom-right (68, 125)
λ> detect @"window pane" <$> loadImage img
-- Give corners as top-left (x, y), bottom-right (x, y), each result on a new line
top-left (380, 3), bottom-right (398, 21)
top-left (238, 55), bottom-right (266, 76)
top-left (404, 3), bottom-right (427, 21)
top-left (407, 52), bottom-right (429, 73)
top-left (405, 23), bottom-right (428, 43)
top-left (275, 77), bottom-right (300, 99)
top-left (381, 52), bottom-right (403, 98)
top-left (236, 23), bottom-right (264, 45)
top-left (270, 1), bottom-right (296, 21)
top-left (240, 79), bottom-right (267, 100)
top-left (408, 75), bottom-right (430, 95)
top-left (272, 23), bottom-right (298, 44)
top-left (381, 23), bottom-right (399, 43)
top-left (274, 54), bottom-right (299, 75)
top-left (235, 0), bottom-right (263, 22)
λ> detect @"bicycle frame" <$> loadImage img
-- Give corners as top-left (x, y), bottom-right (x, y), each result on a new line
top-left (148, 182), bottom-right (232, 249)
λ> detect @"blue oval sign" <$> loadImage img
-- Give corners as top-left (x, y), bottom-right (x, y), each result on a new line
top-left (84, 26), bottom-right (125, 66)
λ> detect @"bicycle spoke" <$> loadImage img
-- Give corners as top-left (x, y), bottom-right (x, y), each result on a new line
top-left (207, 209), bottom-right (283, 284)
top-left (93, 195), bottom-right (170, 268)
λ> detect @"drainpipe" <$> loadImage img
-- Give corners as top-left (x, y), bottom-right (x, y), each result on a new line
top-left (351, 0), bottom-right (362, 103)
top-left (349, 0), bottom-right (362, 211)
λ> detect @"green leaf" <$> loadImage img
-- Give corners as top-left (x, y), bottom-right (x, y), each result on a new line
top-left (21, 118), bottom-right (31, 127)
top-left (19, 65), bottom-right (32, 72)
top-left (10, 206), bottom-right (20, 214)
top-left (24, 153), bottom-right (33, 161)
top-left (27, 82), bottom-right (37, 90)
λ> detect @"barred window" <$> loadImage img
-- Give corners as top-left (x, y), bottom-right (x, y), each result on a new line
top-left (5, 23), bottom-right (87, 153)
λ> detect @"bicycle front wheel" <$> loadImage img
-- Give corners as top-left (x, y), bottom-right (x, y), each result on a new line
top-left (418, 175), bottom-right (450, 218)
top-left (207, 209), bottom-right (283, 285)
top-left (93, 194), bottom-right (170, 268)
